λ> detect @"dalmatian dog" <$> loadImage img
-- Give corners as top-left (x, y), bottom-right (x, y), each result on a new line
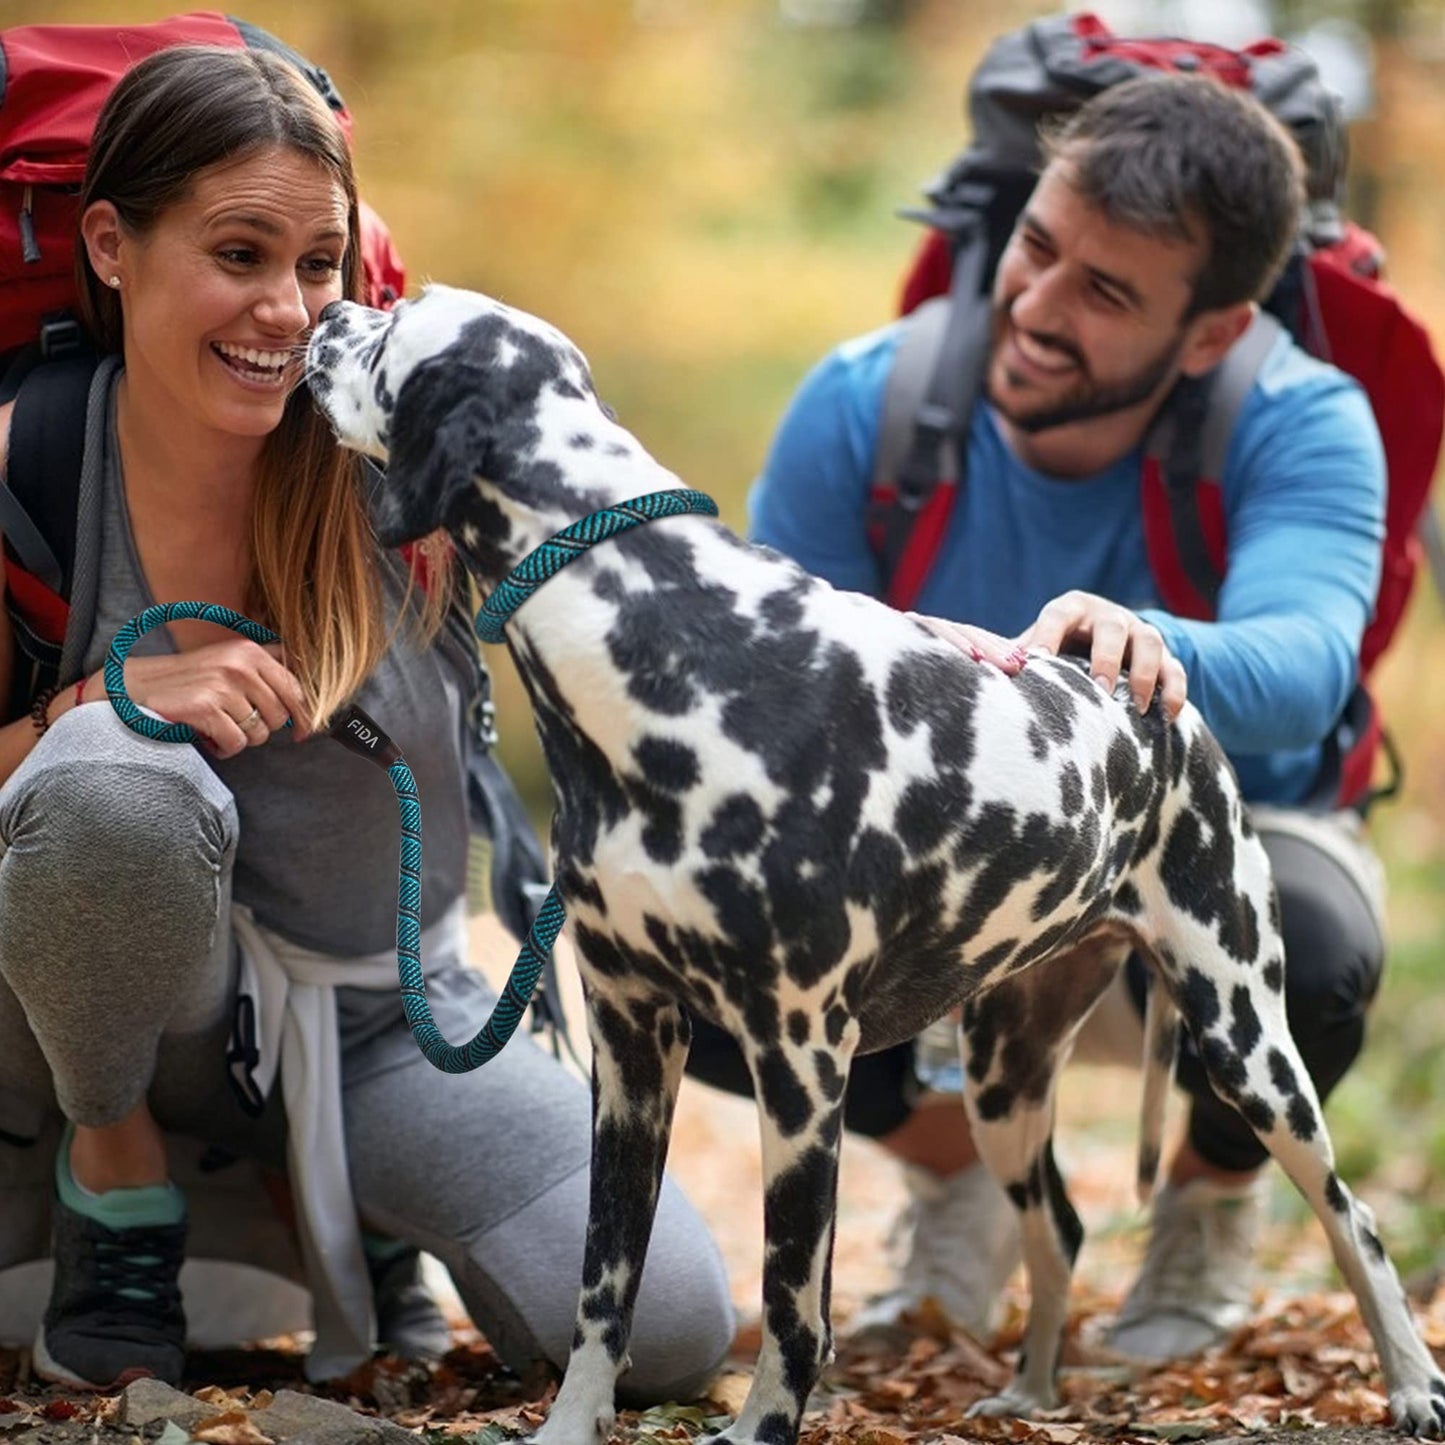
top-left (307, 285), bottom-right (1445, 1445)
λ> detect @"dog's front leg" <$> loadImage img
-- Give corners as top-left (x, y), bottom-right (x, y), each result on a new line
top-left (714, 1036), bottom-right (852, 1445)
top-left (532, 987), bottom-right (691, 1445)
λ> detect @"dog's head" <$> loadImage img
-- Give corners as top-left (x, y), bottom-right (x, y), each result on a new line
top-left (307, 284), bottom-right (606, 556)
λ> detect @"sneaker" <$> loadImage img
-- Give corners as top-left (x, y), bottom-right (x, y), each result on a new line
top-left (368, 1243), bottom-right (453, 1361)
top-left (34, 1195), bottom-right (187, 1389)
top-left (849, 1160), bottom-right (1021, 1340)
top-left (1108, 1176), bottom-right (1264, 1361)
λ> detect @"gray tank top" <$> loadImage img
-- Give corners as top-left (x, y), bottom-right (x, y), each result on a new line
top-left (83, 371), bottom-right (476, 956)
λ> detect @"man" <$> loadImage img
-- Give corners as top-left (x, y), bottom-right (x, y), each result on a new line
top-left (687, 71), bottom-right (1388, 1361)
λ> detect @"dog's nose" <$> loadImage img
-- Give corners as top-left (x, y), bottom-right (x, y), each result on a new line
top-left (318, 301), bottom-right (345, 323)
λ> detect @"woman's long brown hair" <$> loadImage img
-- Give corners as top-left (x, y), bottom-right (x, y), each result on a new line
top-left (77, 44), bottom-right (431, 726)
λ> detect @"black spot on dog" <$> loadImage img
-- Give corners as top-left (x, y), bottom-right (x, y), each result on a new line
top-left (1041, 1141), bottom-right (1084, 1265)
top-left (975, 1082), bottom-right (1015, 1120)
top-left (1262, 958), bottom-right (1284, 993)
top-left (1138, 1143), bottom-right (1160, 1187)
top-left (569, 432), bottom-right (595, 449)
top-left (1006, 1181), bottom-right (1030, 1211)
top-left (762, 1143), bottom-right (838, 1408)
top-left (814, 1050), bottom-right (845, 1101)
top-left (824, 1004), bottom-right (849, 1047)
top-left (895, 779), bottom-right (956, 854)
top-left (1324, 1172), bottom-right (1348, 1213)
top-left (1229, 985), bottom-right (1263, 1059)
top-left (1266, 1045), bottom-right (1316, 1142)
top-left (1105, 733), bottom-right (1156, 823)
top-left (847, 829), bottom-right (907, 921)
top-left (1014, 666), bottom-right (1080, 745)
top-left (757, 1048), bottom-right (813, 1138)
top-left (701, 794), bottom-right (766, 860)
top-left (1179, 968), bottom-right (1221, 1031)
top-left (1059, 762), bottom-right (1085, 816)
top-left (1287, 1095), bottom-right (1318, 1141)
top-left (975, 938), bottom-right (1018, 975)
top-left (788, 1011), bottom-right (810, 1048)
top-left (1158, 742), bottom-right (1261, 962)
top-left (755, 1413), bottom-right (797, 1445)
top-left (1113, 881), bottom-right (1144, 916)
top-left (760, 584), bottom-right (808, 631)
top-left (1267, 1046), bottom-right (1299, 1096)
top-left (1236, 1092), bottom-right (1276, 1134)
top-left (633, 736), bottom-right (700, 792)
top-left (1199, 1034), bottom-right (1247, 1097)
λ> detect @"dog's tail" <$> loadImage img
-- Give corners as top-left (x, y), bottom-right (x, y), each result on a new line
top-left (1137, 976), bottom-right (1180, 1205)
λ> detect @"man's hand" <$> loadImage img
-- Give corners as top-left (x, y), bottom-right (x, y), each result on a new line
top-left (1017, 590), bottom-right (1187, 719)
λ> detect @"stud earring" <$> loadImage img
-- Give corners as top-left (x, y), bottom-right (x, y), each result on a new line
top-left (107, 276), bottom-right (121, 289)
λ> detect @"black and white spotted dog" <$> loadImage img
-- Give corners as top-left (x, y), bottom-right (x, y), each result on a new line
top-left (308, 286), bottom-right (1445, 1445)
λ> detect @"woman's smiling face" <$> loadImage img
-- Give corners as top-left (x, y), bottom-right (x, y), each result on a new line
top-left (107, 143), bottom-right (349, 440)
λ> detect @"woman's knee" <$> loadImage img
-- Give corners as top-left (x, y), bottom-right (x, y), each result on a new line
top-left (433, 1163), bottom-right (732, 1405)
top-left (0, 704), bottom-right (237, 902)
top-left (616, 1174), bottom-right (734, 1403)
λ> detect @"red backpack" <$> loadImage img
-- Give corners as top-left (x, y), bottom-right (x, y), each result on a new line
top-left (870, 12), bottom-right (1445, 813)
top-left (0, 12), bottom-right (407, 716)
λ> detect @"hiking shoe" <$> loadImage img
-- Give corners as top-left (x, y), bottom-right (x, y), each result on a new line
top-left (1108, 1176), bottom-right (1264, 1361)
top-left (369, 1244), bottom-right (453, 1361)
top-left (34, 1195), bottom-right (187, 1390)
top-left (848, 1160), bottom-right (1021, 1340)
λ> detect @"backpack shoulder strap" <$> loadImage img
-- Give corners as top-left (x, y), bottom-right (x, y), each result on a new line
top-left (867, 227), bottom-right (993, 607)
top-left (4, 353), bottom-right (101, 595)
top-left (1142, 310), bottom-right (1283, 617)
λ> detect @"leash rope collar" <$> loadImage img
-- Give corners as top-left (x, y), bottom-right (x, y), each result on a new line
top-left (103, 489), bottom-right (718, 1076)
top-left (474, 487), bottom-right (718, 644)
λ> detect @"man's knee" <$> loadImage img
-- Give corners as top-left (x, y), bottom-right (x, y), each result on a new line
top-left (1266, 825), bottom-right (1385, 1049)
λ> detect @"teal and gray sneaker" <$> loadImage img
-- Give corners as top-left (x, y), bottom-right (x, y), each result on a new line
top-left (34, 1193), bottom-right (188, 1389)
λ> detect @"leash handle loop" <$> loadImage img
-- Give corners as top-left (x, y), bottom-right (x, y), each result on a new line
top-left (105, 601), bottom-right (283, 744)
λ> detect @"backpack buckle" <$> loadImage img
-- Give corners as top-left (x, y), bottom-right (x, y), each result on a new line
top-left (38, 313), bottom-right (85, 361)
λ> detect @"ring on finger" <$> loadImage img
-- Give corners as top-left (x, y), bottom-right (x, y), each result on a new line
top-left (237, 706), bottom-right (263, 732)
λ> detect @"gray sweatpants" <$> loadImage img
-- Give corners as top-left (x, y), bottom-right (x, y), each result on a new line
top-left (0, 704), bottom-right (733, 1401)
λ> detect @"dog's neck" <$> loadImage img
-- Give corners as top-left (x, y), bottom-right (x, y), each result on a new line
top-left (464, 396), bottom-right (689, 579)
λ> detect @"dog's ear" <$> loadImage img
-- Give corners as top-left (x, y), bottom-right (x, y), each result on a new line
top-left (374, 369), bottom-right (496, 547)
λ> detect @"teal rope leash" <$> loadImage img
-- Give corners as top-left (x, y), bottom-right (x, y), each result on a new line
top-left (104, 602), bottom-right (284, 742)
top-left (103, 489), bottom-right (718, 1074)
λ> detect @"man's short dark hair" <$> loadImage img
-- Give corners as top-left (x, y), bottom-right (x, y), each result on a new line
top-left (1041, 72), bottom-right (1306, 317)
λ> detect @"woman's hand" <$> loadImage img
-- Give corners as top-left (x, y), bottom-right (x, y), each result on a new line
top-left (120, 639), bottom-right (308, 757)
top-left (906, 613), bottom-right (1028, 675)
top-left (1016, 589), bottom-right (1188, 719)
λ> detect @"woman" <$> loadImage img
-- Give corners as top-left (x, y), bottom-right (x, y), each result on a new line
top-left (0, 45), bottom-right (732, 1396)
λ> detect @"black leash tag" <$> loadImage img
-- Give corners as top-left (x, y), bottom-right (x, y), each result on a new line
top-left (327, 703), bottom-right (404, 768)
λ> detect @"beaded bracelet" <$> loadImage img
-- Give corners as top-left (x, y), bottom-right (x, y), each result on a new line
top-left (30, 684), bottom-right (59, 739)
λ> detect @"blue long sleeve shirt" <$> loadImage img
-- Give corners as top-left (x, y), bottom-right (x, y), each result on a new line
top-left (747, 321), bottom-right (1386, 806)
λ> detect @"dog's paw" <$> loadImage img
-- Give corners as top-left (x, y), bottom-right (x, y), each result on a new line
top-left (966, 1385), bottom-right (1057, 1420)
top-left (1388, 1373), bottom-right (1445, 1438)
top-left (527, 1403), bottom-right (615, 1445)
